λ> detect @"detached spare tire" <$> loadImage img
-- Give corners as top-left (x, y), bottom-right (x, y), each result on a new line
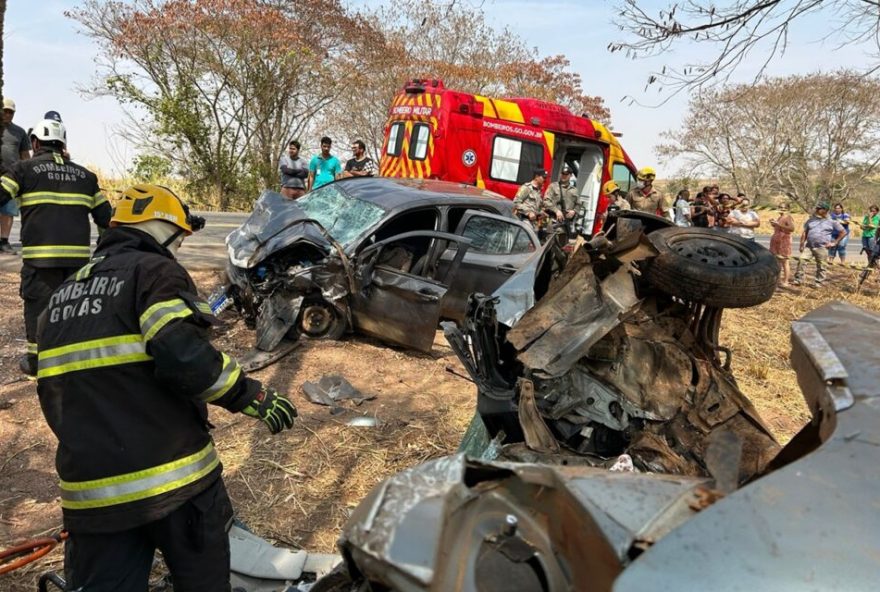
top-left (643, 227), bottom-right (779, 308)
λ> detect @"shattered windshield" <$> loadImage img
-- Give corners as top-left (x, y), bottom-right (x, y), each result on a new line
top-left (296, 185), bottom-right (387, 247)
top-left (226, 187), bottom-right (388, 268)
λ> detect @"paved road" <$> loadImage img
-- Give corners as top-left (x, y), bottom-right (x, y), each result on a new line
top-left (0, 210), bottom-right (249, 273)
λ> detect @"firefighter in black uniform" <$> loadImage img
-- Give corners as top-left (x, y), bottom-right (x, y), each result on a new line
top-left (36, 184), bottom-right (297, 591)
top-left (0, 118), bottom-right (111, 376)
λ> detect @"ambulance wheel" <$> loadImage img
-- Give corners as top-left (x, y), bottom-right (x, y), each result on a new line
top-left (643, 227), bottom-right (779, 308)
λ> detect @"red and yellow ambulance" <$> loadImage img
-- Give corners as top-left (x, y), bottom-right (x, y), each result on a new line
top-left (379, 79), bottom-right (638, 233)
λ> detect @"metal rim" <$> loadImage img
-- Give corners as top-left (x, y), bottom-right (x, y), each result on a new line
top-left (665, 232), bottom-right (758, 267)
top-left (300, 303), bottom-right (335, 336)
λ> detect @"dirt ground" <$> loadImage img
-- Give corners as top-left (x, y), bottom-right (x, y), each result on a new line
top-left (2, 265), bottom-right (879, 590)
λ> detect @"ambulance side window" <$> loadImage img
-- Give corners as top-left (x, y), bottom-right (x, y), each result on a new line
top-left (612, 163), bottom-right (637, 193)
top-left (387, 122), bottom-right (405, 157)
top-left (490, 136), bottom-right (544, 185)
top-left (409, 123), bottom-right (430, 160)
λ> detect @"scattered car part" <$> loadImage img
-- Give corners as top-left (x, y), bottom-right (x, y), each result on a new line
top-left (229, 523), bottom-right (339, 592)
top-left (301, 374), bottom-right (373, 411)
top-left (347, 416), bottom-right (379, 428)
top-left (237, 340), bottom-right (300, 373)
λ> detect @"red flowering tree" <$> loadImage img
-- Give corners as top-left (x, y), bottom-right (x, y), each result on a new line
top-left (70, 0), bottom-right (373, 207)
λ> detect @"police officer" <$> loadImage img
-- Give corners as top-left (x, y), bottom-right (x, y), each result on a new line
top-left (627, 166), bottom-right (671, 220)
top-left (545, 165), bottom-right (579, 222)
top-left (513, 168), bottom-right (550, 222)
top-left (36, 184), bottom-right (297, 591)
top-left (0, 118), bottom-right (110, 375)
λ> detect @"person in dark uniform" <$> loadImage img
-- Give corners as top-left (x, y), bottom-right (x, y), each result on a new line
top-left (36, 183), bottom-right (297, 591)
top-left (0, 118), bottom-right (110, 375)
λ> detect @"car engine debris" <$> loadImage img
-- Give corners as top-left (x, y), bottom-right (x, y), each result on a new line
top-left (445, 213), bottom-right (781, 482)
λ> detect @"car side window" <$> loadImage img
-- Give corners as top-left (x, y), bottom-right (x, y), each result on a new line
top-left (462, 215), bottom-right (534, 255)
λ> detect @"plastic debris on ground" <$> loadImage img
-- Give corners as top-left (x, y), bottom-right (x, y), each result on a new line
top-left (301, 374), bottom-right (375, 415)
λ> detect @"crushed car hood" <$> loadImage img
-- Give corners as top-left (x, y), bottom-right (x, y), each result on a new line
top-left (226, 190), bottom-right (331, 269)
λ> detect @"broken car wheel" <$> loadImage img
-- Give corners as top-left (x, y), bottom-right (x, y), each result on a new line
top-left (642, 227), bottom-right (779, 308)
top-left (294, 299), bottom-right (346, 340)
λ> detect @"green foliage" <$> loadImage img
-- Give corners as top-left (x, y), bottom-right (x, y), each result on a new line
top-left (129, 154), bottom-right (172, 182)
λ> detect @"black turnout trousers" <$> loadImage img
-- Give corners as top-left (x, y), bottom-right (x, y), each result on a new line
top-left (64, 478), bottom-right (234, 592)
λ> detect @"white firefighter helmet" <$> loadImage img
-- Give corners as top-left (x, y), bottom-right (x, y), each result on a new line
top-left (30, 118), bottom-right (67, 145)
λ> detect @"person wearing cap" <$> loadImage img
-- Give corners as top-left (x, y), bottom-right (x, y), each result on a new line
top-left (627, 166), bottom-right (670, 220)
top-left (36, 184), bottom-right (296, 591)
top-left (794, 202), bottom-right (845, 287)
top-left (600, 180), bottom-right (631, 218)
top-left (513, 168), bottom-right (551, 223)
top-left (1, 98), bottom-right (32, 254)
top-left (544, 165), bottom-right (579, 224)
top-left (0, 118), bottom-right (111, 375)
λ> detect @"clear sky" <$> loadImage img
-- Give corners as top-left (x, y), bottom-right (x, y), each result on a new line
top-left (3, 0), bottom-right (872, 177)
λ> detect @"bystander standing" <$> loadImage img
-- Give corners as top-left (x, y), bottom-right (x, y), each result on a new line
top-left (278, 139), bottom-right (308, 199)
top-left (690, 190), bottom-right (712, 227)
top-left (307, 136), bottom-right (342, 191)
top-left (856, 205), bottom-right (880, 261)
top-left (769, 203), bottom-right (795, 286)
top-left (828, 202), bottom-right (851, 263)
top-left (794, 202), bottom-right (844, 287)
top-left (342, 140), bottom-right (377, 178)
top-left (672, 189), bottom-right (691, 227)
top-left (1, 98), bottom-right (31, 254)
top-left (726, 197), bottom-right (760, 241)
top-left (714, 194), bottom-right (734, 230)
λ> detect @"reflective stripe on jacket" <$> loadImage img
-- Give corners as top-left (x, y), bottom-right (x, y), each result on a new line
top-left (0, 149), bottom-right (110, 268)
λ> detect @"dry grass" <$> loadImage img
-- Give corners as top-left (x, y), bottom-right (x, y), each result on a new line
top-left (721, 265), bottom-right (880, 440)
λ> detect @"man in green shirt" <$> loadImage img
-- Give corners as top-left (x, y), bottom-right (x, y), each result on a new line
top-left (307, 136), bottom-right (342, 191)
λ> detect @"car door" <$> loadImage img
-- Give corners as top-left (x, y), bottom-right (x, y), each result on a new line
top-left (436, 211), bottom-right (540, 321)
top-left (350, 231), bottom-right (471, 353)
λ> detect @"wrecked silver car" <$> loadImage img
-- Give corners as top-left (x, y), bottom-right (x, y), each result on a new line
top-left (443, 211), bottom-right (782, 479)
top-left (224, 178), bottom-right (539, 353)
top-left (305, 214), bottom-right (880, 591)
